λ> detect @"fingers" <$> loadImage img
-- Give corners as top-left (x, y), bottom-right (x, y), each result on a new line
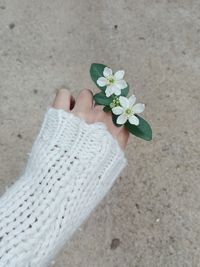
top-left (73, 89), bottom-right (93, 112)
top-left (52, 88), bottom-right (129, 150)
top-left (53, 89), bottom-right (74, 111)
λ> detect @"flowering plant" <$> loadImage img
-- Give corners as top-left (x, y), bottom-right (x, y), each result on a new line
top-left (90, 63), bottom-right (152, 141)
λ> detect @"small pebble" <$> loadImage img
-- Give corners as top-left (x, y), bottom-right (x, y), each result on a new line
top-left (17, 134), bottom-right (22, 139)
top-left (110, 238), bottom-right (120, 250)
top-left (9, 23), bottom-right (15, 30)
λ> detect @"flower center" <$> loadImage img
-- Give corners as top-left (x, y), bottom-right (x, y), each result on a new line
top-left (107, 75), bottom-right (115, 84)
top-left (125, 108), bottom-right (133, 116)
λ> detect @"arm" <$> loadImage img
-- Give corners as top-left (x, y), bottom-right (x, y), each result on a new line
top-left (0, 107), bottom-right (126, 267)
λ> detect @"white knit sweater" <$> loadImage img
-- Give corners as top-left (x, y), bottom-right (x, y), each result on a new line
top-left (0, 108), bottom-right (127, 267)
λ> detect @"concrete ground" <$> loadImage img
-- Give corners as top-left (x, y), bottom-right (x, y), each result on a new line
top-left (0, 0), bottom-right (200, 266)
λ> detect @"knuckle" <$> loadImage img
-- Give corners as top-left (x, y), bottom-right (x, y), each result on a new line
top-left (80, 89), bottom-right (93, 97)
top-left (57, 88), bottom-right (70, 95)
top-left (80, 88), bottom-right (92, 95)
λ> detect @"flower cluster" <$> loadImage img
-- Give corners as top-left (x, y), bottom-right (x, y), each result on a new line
top-left (112, 95), bottom-right (145, 125)
top-left (90, 63), bottom-right (152, 141)
top-left (97, 67), bottom-right (145, 126)
top-left (97, 67), bottom-right (127, 97)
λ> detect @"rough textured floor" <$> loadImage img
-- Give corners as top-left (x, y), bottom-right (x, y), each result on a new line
top-left (0, 0), bottom-right (200, 266)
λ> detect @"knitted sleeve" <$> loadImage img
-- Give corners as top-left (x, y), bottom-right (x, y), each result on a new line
top-left (0, 108), bottom-right (127, 267)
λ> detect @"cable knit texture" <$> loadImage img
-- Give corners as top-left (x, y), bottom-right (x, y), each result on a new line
top-left (0, 108), bottom-right (127, 267)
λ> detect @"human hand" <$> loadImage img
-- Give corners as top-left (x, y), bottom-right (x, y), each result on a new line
top-left (53, 88), bottom-right (129, 150)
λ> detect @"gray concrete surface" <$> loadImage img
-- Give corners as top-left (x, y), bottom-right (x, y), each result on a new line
top-left (0, 0), bottom-right (200, 266)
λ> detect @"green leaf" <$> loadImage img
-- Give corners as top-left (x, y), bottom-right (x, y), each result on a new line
top-left (120, 83), bottom-right (129, 97)
top-left (90, 63), bottom-right (107, 91)
top-left (125, 115), bottom-right (152, 141)
top-left (112, 113), bottom-right (122, 127)
top-left (93, 92), bottom-right (112, 106)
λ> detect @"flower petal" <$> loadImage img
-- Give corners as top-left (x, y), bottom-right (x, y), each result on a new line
top-left (133, 103), bottom-right (145, 114)
top-left (114, 70), bottom-right (125, 80)
top-left (128, 115), bottom-right (139, 125)
top-left (116, 79), bottom-right (127, 89)
top-left (117, 114), bottom-right (127, 124)
top-left (97, 77), bottom-right (108, 87)
top-left (119, 96), bottom-right (129, 108)
top-left (128, 95), bottom-right (136, 107)
top-left (112, 106), bottom-right (124, 115)
top-left (103, 67), bottom-right (113, 77)
top-left (113, 86), bottom-right (121, 95)
top-left (105, 85), bottom-right (114, 97)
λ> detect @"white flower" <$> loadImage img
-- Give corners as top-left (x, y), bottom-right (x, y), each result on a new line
top-left (97, 67), bottom-right (127, 97)
top-left (112, 95), bottom-right (145, 125)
